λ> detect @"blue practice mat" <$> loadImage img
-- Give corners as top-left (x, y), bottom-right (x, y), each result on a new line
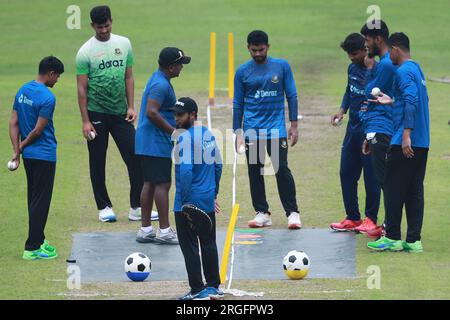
top-left (69, 229), bottom-right (356, 283)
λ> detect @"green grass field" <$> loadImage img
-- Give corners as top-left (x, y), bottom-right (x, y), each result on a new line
top-left (1, 0), bottom-right (449, 299)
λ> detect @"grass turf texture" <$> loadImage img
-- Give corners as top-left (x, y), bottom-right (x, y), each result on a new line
top-left (0, 0), bottom-right (449, 299)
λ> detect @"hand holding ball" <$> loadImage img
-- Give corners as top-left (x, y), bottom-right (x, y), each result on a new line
top-left (371, 87), bottom-right (381, 97)
top-left (87, 131), bottom-right (96, 141)
top-left (7, 160), bottom-right (18, 171)
top-left (238, 144), bottom-right (246, 154)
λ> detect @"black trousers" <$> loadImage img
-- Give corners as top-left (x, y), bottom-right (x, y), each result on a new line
top-left (87, 111), bottom-right (143, 210)
top-left (367, 133), bottom-right (392, 189)
top-left (175, 211), bottom-right (221, 294)
top-left (340, 129), bottom-right (380, 222)
top-left (23, 159), bottom-right (56, 251)
top-left (245, 138), bottom-right (298, 216)
top-left (384, 146), bottom-right (428, 242)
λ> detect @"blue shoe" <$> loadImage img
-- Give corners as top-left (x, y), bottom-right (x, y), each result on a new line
top-left (177, 288), bottom-right (210, 300)
top-left (99, 207), bottom-right (117, 223)
top-left (206, 287), bottom-right (224, 300)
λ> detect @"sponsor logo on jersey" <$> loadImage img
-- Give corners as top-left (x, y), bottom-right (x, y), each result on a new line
top-left (254, 90), bottom-right (278, 99)
top-left (99, 59), bottom-right (124, 70)
top-left (350, 84), bottom-right (365, 96)
top-left (18, 94), bottom-right (33, 106)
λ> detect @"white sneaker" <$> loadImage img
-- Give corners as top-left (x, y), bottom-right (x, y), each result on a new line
top-left (136, 228), bottom-right (156, 243)
top-left (288, 212), bottom-right (302, 229)
top-left (248, 212), bottom-right (272, 228)
top-left (155, 227), bottom-right (179, 245)
top-left (128, 207), bottom-right (141, 221)
top-left (99, 207), bottom-right (117, 222)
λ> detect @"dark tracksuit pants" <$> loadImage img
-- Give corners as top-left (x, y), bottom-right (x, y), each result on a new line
top-left (245, 138), bottom-right (299, 217)
top-left (340, 129), bottom-right (380, 222)
top-left (384, 146), bottom-right (428, 242)
top-left (175, 211), bottom-right (221, 294)
top-left (87, 111), bottom-right (143, 210)
top-left (367, 133), bottom-right (392, 226)
top-left (23, 158), bottom-right (56, 251)
top-left (367, 133), bottom-right (392, 189)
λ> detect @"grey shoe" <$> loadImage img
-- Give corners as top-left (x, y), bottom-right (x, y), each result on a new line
top-left (136, 228), bottom-right (156, 243)
top-left (155, 227), bottom-right (179, 245)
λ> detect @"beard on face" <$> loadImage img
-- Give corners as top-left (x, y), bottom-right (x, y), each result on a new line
top-left (176, 120), bottom-right (192, 130)
top-left (253, 55), bottom-right (267, 63)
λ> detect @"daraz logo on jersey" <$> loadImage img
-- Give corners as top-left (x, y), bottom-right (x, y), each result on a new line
top-left (18, 94), bottom-right (33, 106)
top-left (98, 59), bottom-right (124, 70)
top-left (254, 90), bottom-right (278, 99)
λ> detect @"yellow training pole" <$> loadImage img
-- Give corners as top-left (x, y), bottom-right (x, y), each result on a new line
top-left (228, 32), bottom-right (235, 100)
top-left (208, 32), bottom-right (216, 106)
top-left (220, 203), bottom-right (240, 284)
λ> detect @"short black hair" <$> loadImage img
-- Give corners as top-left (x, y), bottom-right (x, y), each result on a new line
top-left (389, 32), bottom-right (410, 51)
top-left (340, 33), bottom-right (366, 53)
top-left (38, 56), bottom-right (64, 75)
top-left (247, 30), bottom-right (269, 46)
top-left (360, 19), bottom-right (389, 40)
top-left (90, 5), bottom-right (112, 24)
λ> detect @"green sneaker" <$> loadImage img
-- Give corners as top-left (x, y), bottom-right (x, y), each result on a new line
top-left (43, 240), bottom-right (56, 253)
top-left (40, 241), bottom-right (58, 258)
top-left (22, 248), bottom-right (57, 260)
top-left (367, 236), bottom-right (403, 251)
top-left (403, 240), bottom-right (423, 253)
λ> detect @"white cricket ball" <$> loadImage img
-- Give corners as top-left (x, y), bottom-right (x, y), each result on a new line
top-left (88, 131), bottom-right (96, 141)
top-left (238, 145), bottom-right (246, 154)
top-left (334, 118), bottom-right (342, 126)
top-left (7, 160), bottom-right (18, 171)
top-left (371, 87), bottom-right (381, 97)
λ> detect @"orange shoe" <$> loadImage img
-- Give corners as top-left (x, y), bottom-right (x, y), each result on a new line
top-left (330, 218), bottom-right (362, 232)
top-left (366, 225), bottom-right (385, 239)
top-left (354, 217), bottom-right (377, 234)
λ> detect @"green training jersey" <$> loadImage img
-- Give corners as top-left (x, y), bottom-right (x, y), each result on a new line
top-left (76, 33), bottom-right (134, 115)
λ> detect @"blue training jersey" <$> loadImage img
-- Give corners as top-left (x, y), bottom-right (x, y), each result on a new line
top-left (13, 80), bottom-right (57, 162)
top-left (362, 52), bottom-right (397, 135)
top-left (233, 57), bottom-right (298, 140)
top-left (135, 70), bottom-right (176, 158)
top-left (173, 125), bottom-right (222, 213)
top-left (391, 60), bottom-right (430, 148)
top-left (341, 62), bottom-right (376, 132)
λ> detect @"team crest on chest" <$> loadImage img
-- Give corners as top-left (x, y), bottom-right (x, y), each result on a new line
top-left (114, 48), bottom-right (122, 55)
top-left (271, 75), bottom-right (279, 83)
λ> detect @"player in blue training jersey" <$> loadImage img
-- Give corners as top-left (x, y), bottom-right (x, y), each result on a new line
top-left (8, 56), bottom-right (64, 260)
top-left (172, 97), bottom-right (223, 300)
top-left (330, 33), bottom-right (381, 235)
top-left (359, 19), bottom-right (396, 237)
top-left (233, 30), bottom-right (301, 230)
top-left (135, 47), bottom-right (191, 245)
top-left (368, 33), bottom-right (430, 253)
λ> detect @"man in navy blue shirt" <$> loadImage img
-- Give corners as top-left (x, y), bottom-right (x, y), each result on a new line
top-left (368, 33), bottom-right (430, 253)
top-left (330, 33), bottom-right (381, 234)
top-left (233, 30), bottom-right (301, 230)
top-left (172, 97), bottom-right (223, 300)
top-left (359, 20), bottom-right (396, 237)
top-left (135, 47), bottom-right (190, 245)
top-left (8, 56), bottom-right (64, 260)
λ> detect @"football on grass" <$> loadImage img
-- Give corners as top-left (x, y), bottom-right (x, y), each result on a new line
top-left (282, 250), bottom-right (310, 280)
top-left (124, 252), bottom-right (151, 282)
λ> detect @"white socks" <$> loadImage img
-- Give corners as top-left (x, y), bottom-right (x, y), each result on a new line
top-left (141, 226), bottom-right (153, 233)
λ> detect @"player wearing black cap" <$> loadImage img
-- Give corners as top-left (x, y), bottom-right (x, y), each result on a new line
top-left (172, 97), bottom-right (223, 300)
top-left (135, 47), bottom-right (191, 245)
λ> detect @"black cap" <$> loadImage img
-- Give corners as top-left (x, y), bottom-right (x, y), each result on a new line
top-left (171, 97), bottom-right (198, 113)
top-left (158, 47), bottom-right (191, 67)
